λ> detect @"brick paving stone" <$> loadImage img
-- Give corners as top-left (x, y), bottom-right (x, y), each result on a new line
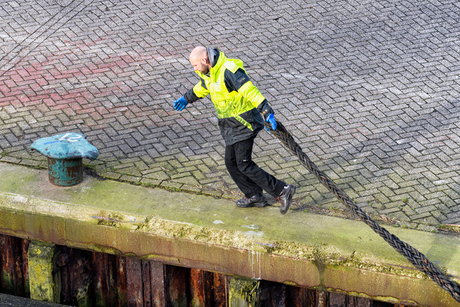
top-left (3, 0), bottom-right (460, 228)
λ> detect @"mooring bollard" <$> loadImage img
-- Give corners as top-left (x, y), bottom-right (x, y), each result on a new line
top-left (31, 133), bottom-right (99, 186)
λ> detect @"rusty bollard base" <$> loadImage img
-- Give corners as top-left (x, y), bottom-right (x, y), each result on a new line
top-left (31, 133), bottom-right (99, 186)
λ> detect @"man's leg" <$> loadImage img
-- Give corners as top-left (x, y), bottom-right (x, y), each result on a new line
top-left (233, 137), bottom-right (296, 214)
top-left (233, 137), bottom-right (284, 198)
top-left (225, 140), bottom-right (263, 198)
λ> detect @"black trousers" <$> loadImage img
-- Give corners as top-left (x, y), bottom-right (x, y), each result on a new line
top-left (225, 136), bottom-right (285, 198)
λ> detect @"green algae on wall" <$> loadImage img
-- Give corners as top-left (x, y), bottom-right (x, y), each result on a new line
top-left (229, 276), bottom-right (260, 307)
top-left (28, 241), bottom-right (58, 303)
top-left (134, 214), bottom-right (431, 281)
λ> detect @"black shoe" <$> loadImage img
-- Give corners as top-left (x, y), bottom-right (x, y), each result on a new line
top-left (236, 194), bottom-right (268, 208)
top-left (277, 184), bottom-right (296, 214)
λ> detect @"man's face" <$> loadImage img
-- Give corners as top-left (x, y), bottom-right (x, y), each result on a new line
top-left (190, 57), bottom-right (210, 75)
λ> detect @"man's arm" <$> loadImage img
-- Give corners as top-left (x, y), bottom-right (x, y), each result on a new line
top-left (224, 68), bottom-right (274, 119)
top-left (185, 78), bottom-right (209, 103)
top-left (174, 78), bottom-right (209, 111)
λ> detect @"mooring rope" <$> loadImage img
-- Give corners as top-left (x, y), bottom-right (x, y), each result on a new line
top-left (266, 120), bottom-right (460, 303)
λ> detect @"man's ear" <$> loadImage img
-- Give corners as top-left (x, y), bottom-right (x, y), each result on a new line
top-left (202, 56), bottom-right (210, 65)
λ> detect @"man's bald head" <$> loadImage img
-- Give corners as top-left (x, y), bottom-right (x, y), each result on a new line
top-left (189, 46), bottom-right (211, 75)
top-left (190, 46), bottom-right (207, 62)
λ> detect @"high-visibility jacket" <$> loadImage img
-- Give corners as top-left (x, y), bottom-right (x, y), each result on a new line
top-left (184, 48), bottom-right (274, 145)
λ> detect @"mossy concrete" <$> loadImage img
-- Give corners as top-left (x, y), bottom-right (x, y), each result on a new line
top-left (0, 162), bottom-right (460, 306)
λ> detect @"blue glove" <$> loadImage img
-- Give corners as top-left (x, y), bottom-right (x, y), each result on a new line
top-left (173, 96), bottom-right (188, 111)
top-left (266, 113), bottom-right (277, 130)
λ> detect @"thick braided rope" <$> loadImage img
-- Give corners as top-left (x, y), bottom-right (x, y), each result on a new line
top-left (266, 120), bottom-right (460, 303)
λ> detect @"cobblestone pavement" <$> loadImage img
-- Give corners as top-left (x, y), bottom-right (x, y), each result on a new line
top-left (1, 0), bottom-right (460, 231)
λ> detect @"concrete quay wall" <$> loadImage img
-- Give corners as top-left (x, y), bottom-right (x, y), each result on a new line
top-left (0, 162), bottom-right (460, 306)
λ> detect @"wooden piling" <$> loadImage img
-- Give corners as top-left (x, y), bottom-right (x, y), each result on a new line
top-left (28, 241), bottom-right (57, 303)
top-left (190, 269), bottom-right (206, 307)
top-left (116, 256), bottom-right (128, 307)
top-left (126, 257), bottom-right (143, 306)
top-left (150, 261), bottom-right (165, 307)
top-left (165, 265), bottom-right (189, 307)
top-left (0, 234), bottom-right (410, 307)
top-left (92, 252), bottom-right (117, 306)
top-left (228, 276), bottom-right (260, 307)
top-left (141, 260), bottom-right (152, 307)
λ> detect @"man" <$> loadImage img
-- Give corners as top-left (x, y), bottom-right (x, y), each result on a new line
top-left (173, 46), bottom-right (295, 214)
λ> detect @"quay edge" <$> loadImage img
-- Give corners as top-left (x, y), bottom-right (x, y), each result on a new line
top-left (0, 162), bottom-right (459, 306)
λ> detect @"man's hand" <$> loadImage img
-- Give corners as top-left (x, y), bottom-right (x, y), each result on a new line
top-left (173, 96), bottom-right (188, 111)
top-left (266, 113), bottom-right (277, 130)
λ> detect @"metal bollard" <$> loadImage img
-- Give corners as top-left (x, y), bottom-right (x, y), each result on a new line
top-left (31, 133), bottom-right (99, 186)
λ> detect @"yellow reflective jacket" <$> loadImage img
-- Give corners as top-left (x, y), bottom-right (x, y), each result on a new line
top-left (184, 49), bottom-right (273, 145)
